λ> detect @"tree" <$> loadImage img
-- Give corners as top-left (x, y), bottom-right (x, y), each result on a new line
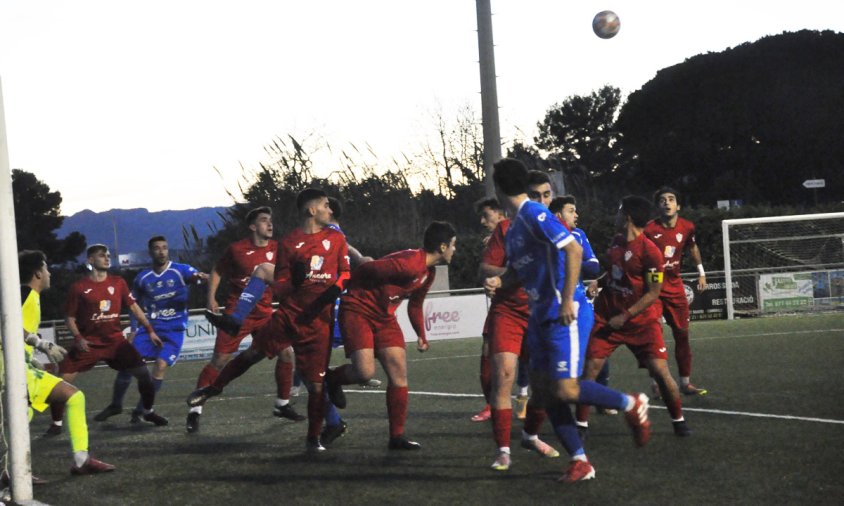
top-left (12, 169), bottom-right (86, 264)
top-left (617, 30), bottom-right (844, 207)
top-left (533, 85), bottom-right (630, 206)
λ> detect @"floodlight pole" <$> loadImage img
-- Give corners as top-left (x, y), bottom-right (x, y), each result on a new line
top-left (476, 0), bottom-right (502, 198)
top-left (0, 78), bottom-right (35, 501)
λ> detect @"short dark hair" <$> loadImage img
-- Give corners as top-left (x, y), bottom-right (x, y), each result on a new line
top-left (18, 250), bottom-right (46, 283)
top-left (492, 158), bottom-right (528, 196)
top-left (87, 244), bottom-right (108, 257)
top-left (653, 186), bottom-right (681, 206)
top-left (527, 170), bottom-right (552, 187)
top-left (147, 235), bottom-right (167, 249)
top-left (620, 195), bottom-right (653, 228)
top-left (423, 221), bottom-right (457, 253)
top-left (327, 197), bottom-right (343, 221)
top-left (549, 195), bottom-right (576, 214)
top-left (296, 188), bottom-right (327, 215)
top-left (245, 206), bottom-right (272, 225)
top-left (474, 197), bottom-right (501, 215)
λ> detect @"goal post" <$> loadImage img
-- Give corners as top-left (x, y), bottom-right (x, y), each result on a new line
top-left (722, 212), bottom-right (844, 319)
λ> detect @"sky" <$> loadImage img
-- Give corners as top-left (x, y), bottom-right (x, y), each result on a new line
top-left (2, 1), bottom-right (842, 215)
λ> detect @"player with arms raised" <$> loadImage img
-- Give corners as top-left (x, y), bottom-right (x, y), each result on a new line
top-left (643, 187), bottom-right (708, 396)
top-left (324, 221), bottom-right (456, 450)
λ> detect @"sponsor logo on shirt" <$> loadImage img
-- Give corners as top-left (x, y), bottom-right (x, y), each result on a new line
top-left (512, 254), bottom-right (534, 270)
top-left (538, 213), bottom-right (546, 222)
top-left (663, 246), bottom-right (676, 258)
top-left (99, 300), bottom-right (111, 311)
top-left (310, 255), bottom-right (324, 270)
top-left (153, 291), bottom-right (177, 301)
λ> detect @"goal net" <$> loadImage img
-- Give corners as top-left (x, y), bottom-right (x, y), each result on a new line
top-left (722, 212), bottom-right (844, 319)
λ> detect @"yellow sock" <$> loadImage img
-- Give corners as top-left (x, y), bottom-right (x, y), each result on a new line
top-left (66, 391), bottom-right (89, 453)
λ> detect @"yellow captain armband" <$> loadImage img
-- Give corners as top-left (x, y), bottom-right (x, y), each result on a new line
top-left (646, 269), bottom-right (664, 283)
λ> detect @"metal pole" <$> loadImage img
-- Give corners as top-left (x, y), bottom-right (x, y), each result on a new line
top-left (476, 0), bottom-right (502, 197)
top-left (0, 78), bottom-right (35, 501)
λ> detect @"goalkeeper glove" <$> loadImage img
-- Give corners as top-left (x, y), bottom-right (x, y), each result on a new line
top-left (25, 333), bottom-right (68, 364)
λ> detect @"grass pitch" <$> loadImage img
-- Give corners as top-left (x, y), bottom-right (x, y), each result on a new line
top-left (22, 312), bottom-right (844, 505)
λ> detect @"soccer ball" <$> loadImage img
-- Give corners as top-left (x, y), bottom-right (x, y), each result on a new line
top-left (592, 10), bottom-right (620, 39)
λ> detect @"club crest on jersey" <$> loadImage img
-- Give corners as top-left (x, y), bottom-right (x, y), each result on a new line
top-left (612, 264), bottom-right (623, 280)
top-left (538, 213), bottom-right (547, 222)
top-left (99, 300), bottom-right (111, 311)
top-left (108, 286), bottom-right (115, 295)
top-left (266, 251), bottom-right (274, 261)
top-left (676, 233), bottom-right (683, 242)
top-left (167, 279), bottom-right (175, 287)
top-left (624, 250), bottom-right (633, 262)
top-left (310, 255), bottom-right (324, 270)
top-left (664, 246), bottom-right (676, 258)
top-left (322, 239), bottom-right (331, 251)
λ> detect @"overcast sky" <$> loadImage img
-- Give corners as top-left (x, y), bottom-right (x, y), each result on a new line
top-left (2, 1), bottom-right (842, 215)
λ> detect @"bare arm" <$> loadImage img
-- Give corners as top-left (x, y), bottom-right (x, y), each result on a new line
top-left (688, 244), bottom-right (707, 291)
top-left (206, 267), bottom-right (221, 312)
top-left (607, 272), bottom-right (663, 330)
top-left (129, 303), bottom-right (162, 346)
top-left (66, 316), bottom-right (90, 352)
top-left (478, 262), bottom-right (506, 283)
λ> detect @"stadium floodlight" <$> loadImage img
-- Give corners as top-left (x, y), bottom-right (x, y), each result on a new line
top-left (0, 77), bottom-right (35, 501)
top-left (722, 212), bottom-right (844, 320)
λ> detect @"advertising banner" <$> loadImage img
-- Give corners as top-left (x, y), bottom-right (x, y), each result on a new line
top-left (684, 275), bottom-right (758, 320)
top-left (758, 272), bottom-right (814, 312)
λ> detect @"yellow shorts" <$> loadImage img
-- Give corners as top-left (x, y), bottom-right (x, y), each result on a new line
top-left (27, 365), bottom-right (62, 413)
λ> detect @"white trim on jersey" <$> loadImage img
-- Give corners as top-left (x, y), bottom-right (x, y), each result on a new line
top-left (567, 300), bottom-right (581, 378)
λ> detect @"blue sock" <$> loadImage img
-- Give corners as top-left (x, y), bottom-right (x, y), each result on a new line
top-left (547, 402), bottom-right (585, 458)
top-left (578, 380), bottom-right (627, 410)
top-left (136, 378), bottom-right (163, 413)
top-left (231, 277), bottom-right (267, 323)
top-left (596, 361), bottom-right (611, 387)
top-left (516, 363), bottom-right (530, 389)
top-left (324, 391), bottom-right (341, 426)
top-left (112, 370), bottom-right (133, 407)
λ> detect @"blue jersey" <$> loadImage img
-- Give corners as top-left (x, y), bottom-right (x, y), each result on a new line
top-left (505, 200), bottom-right (588, 323)
top-left (131, 261), bottom-right (199, 332)
top-left (572, 227), bottom-right (600, 279)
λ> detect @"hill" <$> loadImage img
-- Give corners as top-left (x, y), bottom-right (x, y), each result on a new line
top-left (58, 206), bottom-right (229, 256)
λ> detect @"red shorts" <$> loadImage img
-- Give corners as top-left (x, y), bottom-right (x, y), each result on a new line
top-left (252, 304), bottom-right (331, 383)
top-left (340, 309), bottom-right (405, 356)
top-left (214, 305), bottom-right (273, 354)
top-left (59, 337), bottom-right (145, 374)
top-left (485, 309), bottom-right (529, 358)
top-left (586, 320), bottom-right (668, 367)
top-left (660, 293), bottom-right (690, 331)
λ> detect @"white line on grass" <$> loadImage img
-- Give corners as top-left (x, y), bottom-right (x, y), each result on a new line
top-left (692, 328), bottom-right (844, 342)
top-left (341, 389), bottom-right (844, 425)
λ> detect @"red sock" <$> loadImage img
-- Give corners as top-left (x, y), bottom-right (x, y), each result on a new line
top-left (523, 405), bottom-right (546, 436)
top-left (480, 354), bottom-right (492, 403)
top-left (673, 327), bottom-right (692, 378)
top-left (575, 403), bottom-right (591, 424)
top-left (275, 359), bottom-right (293, 399)
top-left (196, 364), bottom-right (220, 389)
top-left (307, 387), bottom-right (326, 438)
top-left (491, 408), bottom-right (512, 449)
top-left (386, 386), bottom-right (409, 438)
top-left (666, 396), bottom-right (684, 421)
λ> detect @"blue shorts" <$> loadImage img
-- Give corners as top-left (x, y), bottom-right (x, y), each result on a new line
top-left (133, 327), bottom-right (185, 366)
top-left (527, 300), bottom-right (595, 380)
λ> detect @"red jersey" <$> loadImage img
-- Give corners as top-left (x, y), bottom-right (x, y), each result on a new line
top-left (274, 227), bottom-right (350, 311)
top-left (594, 233), bottom-right (665, 328)
top-left (341, 249), bottom-right (435, 338)
top-left (643, 217), bottom-right (696, 293)
top-left (65, 275), bottom-right (135, 342)
top-left (482, 219), bottom-right (529, 317)
top-left (216, 237), bottom-right (278, 309)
